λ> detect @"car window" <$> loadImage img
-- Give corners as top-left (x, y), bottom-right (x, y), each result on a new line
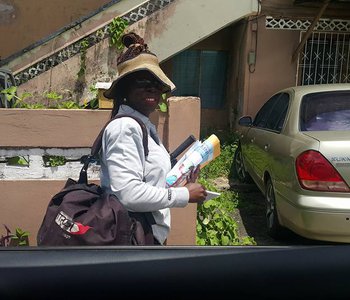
top-left (253, 94), bottom-right (280, 128)
top-left (253, 93), bottom-right (289, 132)
top-left (265, 93), bottom-right (289, 132)
top-left (300, 91), bottom-right (350, 131)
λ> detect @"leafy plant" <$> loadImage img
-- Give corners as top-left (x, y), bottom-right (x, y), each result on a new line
top-left (108, 17), bottom-right (128, 51)
top-left (57, 100), bottom-right (81, 109)
top-left (10, 228), bottom-right (30, 246)
top-left (77, 38), bottom-right (89, 78)
top-left (158, 102), bottom-right (167, 113)
top-left (44, 90), bottom-right (63, 108)
top-left (43, 155), bottom-right (66, 167)
top-left (1, 85), bottom-right (101, 110)
top-left (96, 29), bottom-right (104, 39)
top-left (7, 156), bottom-right (29, 166)
top-left (0, 86), bottom-right (33, 108)
top-left (196, 131), bottom-right (256, 246)
top-left (84, 85), bottom-right (99, 109)
top-left (44, 91), bottom-right (63, 101)
top-left (200, 143), bottom-right (238, 180)
top-left (22, 102), bottom-right (46, 109)
top-left (0, 225), bottom-right (30, 247)
top-left (89, 84), bottom-right (98, 95)
top-left (158, 94), bottom-right (168, 112)
top-left (197, 181), bottom-right (256, 246)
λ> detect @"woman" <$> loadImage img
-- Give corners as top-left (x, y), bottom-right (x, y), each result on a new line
top-left (100, 33), bottom-right (207, 245)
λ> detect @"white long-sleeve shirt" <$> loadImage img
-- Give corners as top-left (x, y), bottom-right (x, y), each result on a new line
top-left (100, 105), bottom-right (189, 244)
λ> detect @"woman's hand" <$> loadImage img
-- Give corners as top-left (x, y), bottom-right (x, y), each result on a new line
top-left (185, 182), bottom-right (207, 203)
top-left (187, 166), bottom-right (200, 183)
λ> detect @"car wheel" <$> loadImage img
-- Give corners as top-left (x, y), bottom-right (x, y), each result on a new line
top-left (265, 178), bottom-right (286, 239)
top-left (233, 144), bottom-right (251, 183)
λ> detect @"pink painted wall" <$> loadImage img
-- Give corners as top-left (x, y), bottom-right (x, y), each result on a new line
top-left (242, 16), bottom-right (299, 118)
top-left (0, 0), bottom-right (111, 59)
top-left (0, 97), bottom-right (201, 246)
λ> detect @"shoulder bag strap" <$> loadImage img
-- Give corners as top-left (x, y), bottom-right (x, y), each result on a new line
top-left (78, 114), bottom-right (149, 184)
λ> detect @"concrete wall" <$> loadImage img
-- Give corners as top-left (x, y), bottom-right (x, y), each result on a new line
top-left (0, 0), bottom-right (112, 59)
top-left (262, 0), bottom-right (350, 19)
top-left (3, 0), bottom-right (259, 134)
top-left (228, 20), bottom-right (249, 129)
top-left (242, 16), bottom-right (299, 118)
top-left (15, 20), bottom-right (237, 133)
top-left (0, 97), bottom-right (201, 246)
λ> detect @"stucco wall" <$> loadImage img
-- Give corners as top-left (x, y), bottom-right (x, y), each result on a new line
top-left (243, 16), bottom-right (299, 118)
top-left (0, 0), bottom-right (112, 59)
top-left (0, 97), bottom-right (201, 246)
top-left (229, 20), bottom-right (249, 128)
top-left (262, 0), bottom-right (350, 19)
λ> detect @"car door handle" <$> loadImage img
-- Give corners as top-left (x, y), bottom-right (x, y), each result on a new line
top-left (264, 144), bottom-right (270, 151)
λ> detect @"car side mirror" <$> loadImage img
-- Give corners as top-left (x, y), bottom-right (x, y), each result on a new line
top-left (238, 116), bottom-right (252, 127)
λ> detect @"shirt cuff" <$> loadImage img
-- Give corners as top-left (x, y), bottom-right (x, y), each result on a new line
top-left (170, 187), bottom-right (189, 207)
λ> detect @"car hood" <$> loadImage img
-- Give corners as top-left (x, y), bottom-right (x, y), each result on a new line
top-left (303, 131), bottom-right (350, 185)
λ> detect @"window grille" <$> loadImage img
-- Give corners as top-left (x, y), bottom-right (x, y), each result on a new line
top-left (298, 32), bottom-right (350, 85)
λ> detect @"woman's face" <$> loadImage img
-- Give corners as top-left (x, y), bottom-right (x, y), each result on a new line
top-left (124, 71), bottom-right (164, 117)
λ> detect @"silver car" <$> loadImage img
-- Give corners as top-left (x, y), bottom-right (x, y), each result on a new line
top-left (235, 84), bottom-right (350, 243)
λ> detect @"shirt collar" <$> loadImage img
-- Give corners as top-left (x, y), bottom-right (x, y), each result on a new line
top-left (118, 105), bottom-right (154, 131)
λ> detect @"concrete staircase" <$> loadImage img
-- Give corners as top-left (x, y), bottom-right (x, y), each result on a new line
top-left (1, 0), bottom-right (258, 96)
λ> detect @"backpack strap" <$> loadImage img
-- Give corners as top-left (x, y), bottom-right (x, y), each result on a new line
top-left (78, 114), bottom-right (149, 184)
top-left (91, 114), bottom-right (149, 158)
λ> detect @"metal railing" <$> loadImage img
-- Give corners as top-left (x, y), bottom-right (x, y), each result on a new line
top-left (0, 68), bottom-right (16, 108)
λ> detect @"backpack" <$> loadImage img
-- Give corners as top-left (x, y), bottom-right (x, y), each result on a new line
top-left (37, 115), bottom-right (155, 246)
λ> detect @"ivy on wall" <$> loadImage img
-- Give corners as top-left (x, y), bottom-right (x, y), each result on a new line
top-left (108, 17), bottom-right (128, 51)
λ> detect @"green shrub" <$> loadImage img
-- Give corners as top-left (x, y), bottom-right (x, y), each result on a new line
top-left (196, 131), bottom-right (256, 246)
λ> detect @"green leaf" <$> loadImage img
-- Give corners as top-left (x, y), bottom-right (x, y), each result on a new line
top-left (196, 238), bottom-right (206, 246)
top-left (221, 235), bottom-right (230, 245)
top-left (209, 237), bottom-right (219, 245)
top-left (1, 86), bottom-right (17, 95)
top-left (43, 155), bottom-right (66, 167)
top-left (7, 156), bottom-right (29, 166)
top-left (203, 200), bottom-right (216, 208)
top-left (202, 218), bottom-right (210, 225)
top-left (216, 221), bottom-right (224, 230)
top-left (158, 102), bottom-right (167, 112)
top-left (21, 92), bottom-right (33, 100)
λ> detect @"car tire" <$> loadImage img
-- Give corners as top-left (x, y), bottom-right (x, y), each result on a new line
top-left (265, 178), bottom-right (287, 239)
top-left (232, 144), bottom-right (251, 183)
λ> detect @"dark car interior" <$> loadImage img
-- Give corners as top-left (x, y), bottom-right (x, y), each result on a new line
top-left (300, 91), bottom-right (350, 131)
top-left (2, 245), bottom-right (350, 299)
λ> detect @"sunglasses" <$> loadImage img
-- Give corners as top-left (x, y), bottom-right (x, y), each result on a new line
top-left (134, 79), bottom-right (164, 91)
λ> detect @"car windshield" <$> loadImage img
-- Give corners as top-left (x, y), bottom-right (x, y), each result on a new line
top-left (300, 91), bottom-right (350, 131)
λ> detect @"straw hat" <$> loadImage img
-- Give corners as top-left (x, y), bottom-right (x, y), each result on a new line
top-left (103, 32), bottom-right (175, 99)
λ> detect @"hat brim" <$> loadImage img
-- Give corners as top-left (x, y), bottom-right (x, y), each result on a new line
top-left (103, 54), bottom-right (176, 99)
